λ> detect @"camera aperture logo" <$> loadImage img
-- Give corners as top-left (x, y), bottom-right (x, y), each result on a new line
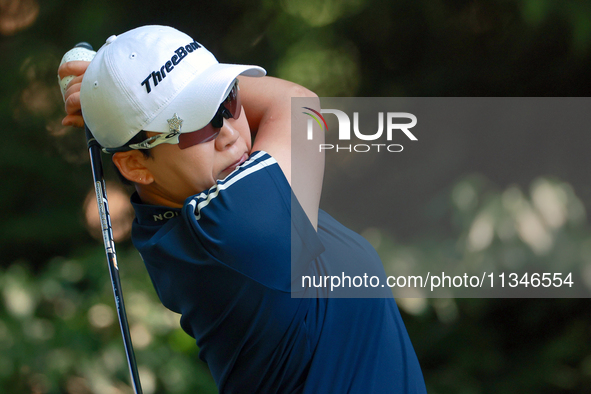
top-left (303, 107), bottom-right (417, 153)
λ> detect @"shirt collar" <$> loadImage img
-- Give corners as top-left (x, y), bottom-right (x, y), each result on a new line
top-left (130, 192), bottom-right (182, 225)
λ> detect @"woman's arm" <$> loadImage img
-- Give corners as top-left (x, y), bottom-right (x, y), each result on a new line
top-left (238, 76), bottom-right (325, 230)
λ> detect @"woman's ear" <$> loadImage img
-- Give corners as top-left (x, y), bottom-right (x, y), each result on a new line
top-left (112, 151), bottom-right (154, 185)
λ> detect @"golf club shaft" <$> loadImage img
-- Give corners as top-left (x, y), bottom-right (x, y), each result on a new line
top-left (86, 128), bottom-right (143, 394)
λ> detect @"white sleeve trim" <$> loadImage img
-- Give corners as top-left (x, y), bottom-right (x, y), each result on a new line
top-left (188, 152), bottom-right (278, 220)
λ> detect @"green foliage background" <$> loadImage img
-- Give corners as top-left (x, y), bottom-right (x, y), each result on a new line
top-left (1, 0), bottom-right (591, 392)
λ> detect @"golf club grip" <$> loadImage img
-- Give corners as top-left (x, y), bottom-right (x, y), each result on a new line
top-left (61, 43), bottom-right (143, 394)
top-left (58, 43), bottom-right (96, 99)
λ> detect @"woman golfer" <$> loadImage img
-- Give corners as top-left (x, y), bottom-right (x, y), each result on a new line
top-left (59, 25), bottom-right (427, 393)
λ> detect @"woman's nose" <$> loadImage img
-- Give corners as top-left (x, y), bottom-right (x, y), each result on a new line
top-left (214, 119), bottom-right (239, 151)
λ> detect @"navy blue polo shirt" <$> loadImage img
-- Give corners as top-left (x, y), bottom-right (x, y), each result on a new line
top-left (131, 151), bottom-right (426, 393)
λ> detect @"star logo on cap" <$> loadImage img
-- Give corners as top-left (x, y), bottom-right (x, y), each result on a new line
top-left (167, 113), bottom-right (183, 133)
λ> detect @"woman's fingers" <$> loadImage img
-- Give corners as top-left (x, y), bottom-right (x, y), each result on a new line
top-left (59, 61), bottom-right (90, 128)
top-left (64, 80), bottom-right (82, 102)
top-left (63, 92), bottom-right (84, 127)
top-left (58, 60), bottom-right (90, 80)
top-left (62, 113), bottom-right (85, 128)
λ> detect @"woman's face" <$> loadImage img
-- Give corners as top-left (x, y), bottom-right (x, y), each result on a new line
top-left (139, 106), bottom-right (252, 207)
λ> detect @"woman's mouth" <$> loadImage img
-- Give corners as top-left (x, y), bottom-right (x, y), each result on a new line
top-left (222, 153), bottom-right (248, 174)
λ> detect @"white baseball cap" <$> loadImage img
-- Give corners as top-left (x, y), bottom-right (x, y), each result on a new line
top-left (80, 25), bottom-right (266, 149)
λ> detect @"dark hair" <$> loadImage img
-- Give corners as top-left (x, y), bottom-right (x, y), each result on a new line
top-left (112, 130), bottom-right (152, 186)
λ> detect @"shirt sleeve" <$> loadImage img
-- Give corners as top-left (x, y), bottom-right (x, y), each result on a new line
top-left (182, 151), bottom-right (325, 292)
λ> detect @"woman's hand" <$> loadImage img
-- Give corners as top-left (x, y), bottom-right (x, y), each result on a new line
top-left (57, 60), bottom-right (90, 128)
